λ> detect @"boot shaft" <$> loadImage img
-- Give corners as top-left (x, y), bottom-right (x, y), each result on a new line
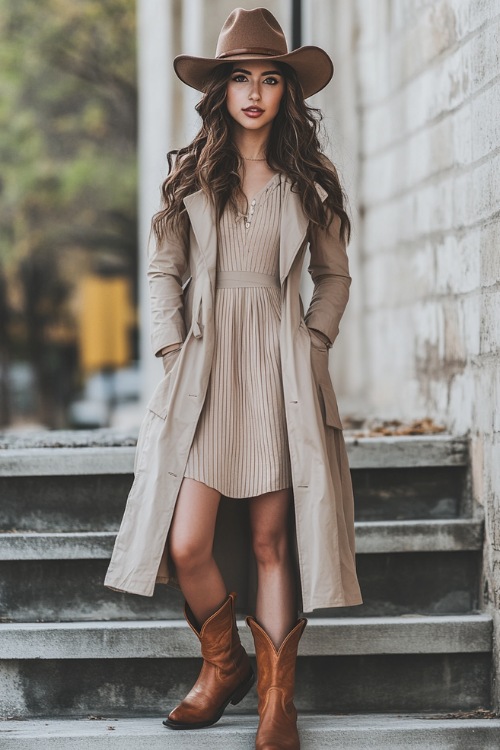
top-left (247, 616), bottom-right (306, 749)
top-left (247, 617), bottom-right (306, 704)
top-left (185, 592), bottom-right (244, 668)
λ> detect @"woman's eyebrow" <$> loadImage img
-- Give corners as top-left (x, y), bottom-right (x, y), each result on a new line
top-left (232, 68), bottom-right (282, 76)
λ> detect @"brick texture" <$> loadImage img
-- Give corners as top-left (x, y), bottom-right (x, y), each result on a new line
top-left (334, 0), bottom-right (500, 706)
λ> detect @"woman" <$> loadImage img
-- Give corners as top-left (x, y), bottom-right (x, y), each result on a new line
top-left (104, 7), bottom-right (362, 748)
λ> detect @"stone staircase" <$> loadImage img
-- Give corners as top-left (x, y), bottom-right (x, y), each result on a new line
top-left (1, 431), bottom-right (499, 748)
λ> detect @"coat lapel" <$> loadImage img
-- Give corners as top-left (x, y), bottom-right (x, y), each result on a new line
top-left (279, 178), bottom-right (309, 285)
top-left (279, 177), bottom-right (328, 285)
top-left (184, 178), bottom-right (328, 288)
top-left (183, 189), bottom-right (218, 296)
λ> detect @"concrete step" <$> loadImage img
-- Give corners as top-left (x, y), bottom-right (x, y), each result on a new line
top-left (2, 714), bottom-right (500, 749)
top-left (0, 519), bottom-right (484, 559)
top-left (351, 465), bottom-right (468, 520)
top-left (0, 436), bottom-right (469, 532)
top-left (1, 614), bottom-right (491, 659)
top-left (0, 616), bottom-right (492, 716)
top-left (0, 468), bottom-right (468, 532)
top-left (0, 434), bottom-right (469, 476)
top-left (0, 521), bottom-right (483, 622)
top-left (0, 551), bottom-right (481, 622)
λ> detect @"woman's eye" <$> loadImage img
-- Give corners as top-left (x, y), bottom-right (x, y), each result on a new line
top-left (231, 75), bottom-right (279, 84)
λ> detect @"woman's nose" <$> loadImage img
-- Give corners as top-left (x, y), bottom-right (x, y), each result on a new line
top-left (249, 83), bottom-right (261, 100)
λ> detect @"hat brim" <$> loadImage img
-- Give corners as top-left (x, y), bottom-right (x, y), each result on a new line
top-left (173, 45), bottom-right (334, 99)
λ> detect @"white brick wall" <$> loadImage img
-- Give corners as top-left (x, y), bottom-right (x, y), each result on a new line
top-left (352, 0), bottom-right (500, 418)
top-left (333, 0), bottom-right (500, 705)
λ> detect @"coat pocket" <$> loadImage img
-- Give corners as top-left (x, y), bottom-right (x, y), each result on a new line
top-left (162, 346), bottom-right (182, 376)
top-left (146, 372), bottom-right (175, 420)
top-left (134, 410), bottom-right (154, 474)
top-left (318, 381), bottom-right (343, 430)
top-left (305, 322), bottom-right (344, 429)
top-left (308, 326), bottom-right (329, 351)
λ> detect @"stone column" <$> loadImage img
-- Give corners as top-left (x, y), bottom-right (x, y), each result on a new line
top-left (137, 0), bottom-right (175, 404)
top-left (180, 0), bottom-right (205, 142)
top-left (300, 1), bottom-right (366, 419)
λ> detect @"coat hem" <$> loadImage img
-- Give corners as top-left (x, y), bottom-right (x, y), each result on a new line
top-left (104, 572), bottom-right (183, 597)
top-left (301, 594), bottom-right (363, 613)
top-left (103, 577), bottom-right (155, 597)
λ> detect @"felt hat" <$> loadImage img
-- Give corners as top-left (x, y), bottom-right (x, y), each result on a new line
top-left (173, 7), bottom-right (334, 99)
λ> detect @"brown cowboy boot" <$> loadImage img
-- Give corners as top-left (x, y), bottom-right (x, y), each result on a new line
top-left (247, 616), bottom-right (307, 750)
top-left (163, 592), bottom-right (254, 730)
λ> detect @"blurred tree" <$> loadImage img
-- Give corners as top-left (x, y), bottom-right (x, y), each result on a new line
top-left (0, 269), bottom-right (11, 425)
top-left (0, 0), bottom-right (138, 427)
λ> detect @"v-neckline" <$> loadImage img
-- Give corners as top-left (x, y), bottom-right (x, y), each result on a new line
top-left (243, 171), bottom-right (281, 209)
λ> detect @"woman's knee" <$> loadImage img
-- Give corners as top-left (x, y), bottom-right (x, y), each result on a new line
top-left (252, 528), bottom-right (289, 569)
top-left (168, 477), bottom-right (221, 575)
top-left (169, 533), bottom-right (212, 574)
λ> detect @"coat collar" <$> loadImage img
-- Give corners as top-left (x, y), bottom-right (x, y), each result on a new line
top-left (183, 175), bottom-right (328, 289)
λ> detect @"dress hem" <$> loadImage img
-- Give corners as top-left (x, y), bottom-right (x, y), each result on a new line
top-left (183, 472), bottom-right (293, 499)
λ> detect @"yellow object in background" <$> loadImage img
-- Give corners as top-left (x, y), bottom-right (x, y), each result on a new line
top-left (79, 275), bottom-right (133, 373)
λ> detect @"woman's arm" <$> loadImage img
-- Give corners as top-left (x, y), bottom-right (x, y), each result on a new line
top-left (147, 219), bottom-right (189, 358)
top-left (304, 211), bottom-right (352, 348)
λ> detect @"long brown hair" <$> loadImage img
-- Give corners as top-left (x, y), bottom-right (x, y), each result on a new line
top-left (152, 62), bottom-right (351, 244)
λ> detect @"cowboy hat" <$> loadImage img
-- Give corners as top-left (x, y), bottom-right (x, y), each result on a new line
top-left (173, 7), bottom-right (334, 99)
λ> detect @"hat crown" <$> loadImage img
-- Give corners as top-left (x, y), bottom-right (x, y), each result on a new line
top-left (215, 7), bottom-right (288, 59)
top-left (173, 7), bottom-right (334, 99)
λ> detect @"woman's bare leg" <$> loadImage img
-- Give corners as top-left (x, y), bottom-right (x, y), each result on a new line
top-left (168, 477), bottom-right (227, 626)
top-left (249, 487), bottom-right (297, 648)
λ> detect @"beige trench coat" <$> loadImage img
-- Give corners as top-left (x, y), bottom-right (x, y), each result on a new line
top-left (104, 175), bottom-right (363, 613)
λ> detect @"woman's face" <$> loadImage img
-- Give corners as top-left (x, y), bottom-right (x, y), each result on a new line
top-left (226, 60), bottom-right (285, 132)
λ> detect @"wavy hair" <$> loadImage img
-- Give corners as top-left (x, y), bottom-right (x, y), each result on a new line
top-left (152, 62), bottom-right (351, 245)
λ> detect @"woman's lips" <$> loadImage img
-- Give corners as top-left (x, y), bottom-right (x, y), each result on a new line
top-left (242, 108), bottom-right (264, 118)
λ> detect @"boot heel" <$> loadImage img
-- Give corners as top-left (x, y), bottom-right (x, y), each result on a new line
top-left (230, 669), bottom-right (255, 705)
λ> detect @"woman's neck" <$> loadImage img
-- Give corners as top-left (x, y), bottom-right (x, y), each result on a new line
top-left (232, 125), bottom-right (271, 161)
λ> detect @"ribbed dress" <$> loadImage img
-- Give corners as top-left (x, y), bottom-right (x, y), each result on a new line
top-left (183, 171), bottom-right (293, 498)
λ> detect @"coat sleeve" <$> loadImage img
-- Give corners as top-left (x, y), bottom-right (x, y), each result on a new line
top-left (304, 210), bottom-right (352, 348)
top-left (147, 219), bottom-right (190, 358)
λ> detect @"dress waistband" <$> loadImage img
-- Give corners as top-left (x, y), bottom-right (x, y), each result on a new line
top-left (216, 271), bottom-right (280, 289)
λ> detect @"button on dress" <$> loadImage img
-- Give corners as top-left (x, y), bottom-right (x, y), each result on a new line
top-left (183, 172), bottom-right (293, 498)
